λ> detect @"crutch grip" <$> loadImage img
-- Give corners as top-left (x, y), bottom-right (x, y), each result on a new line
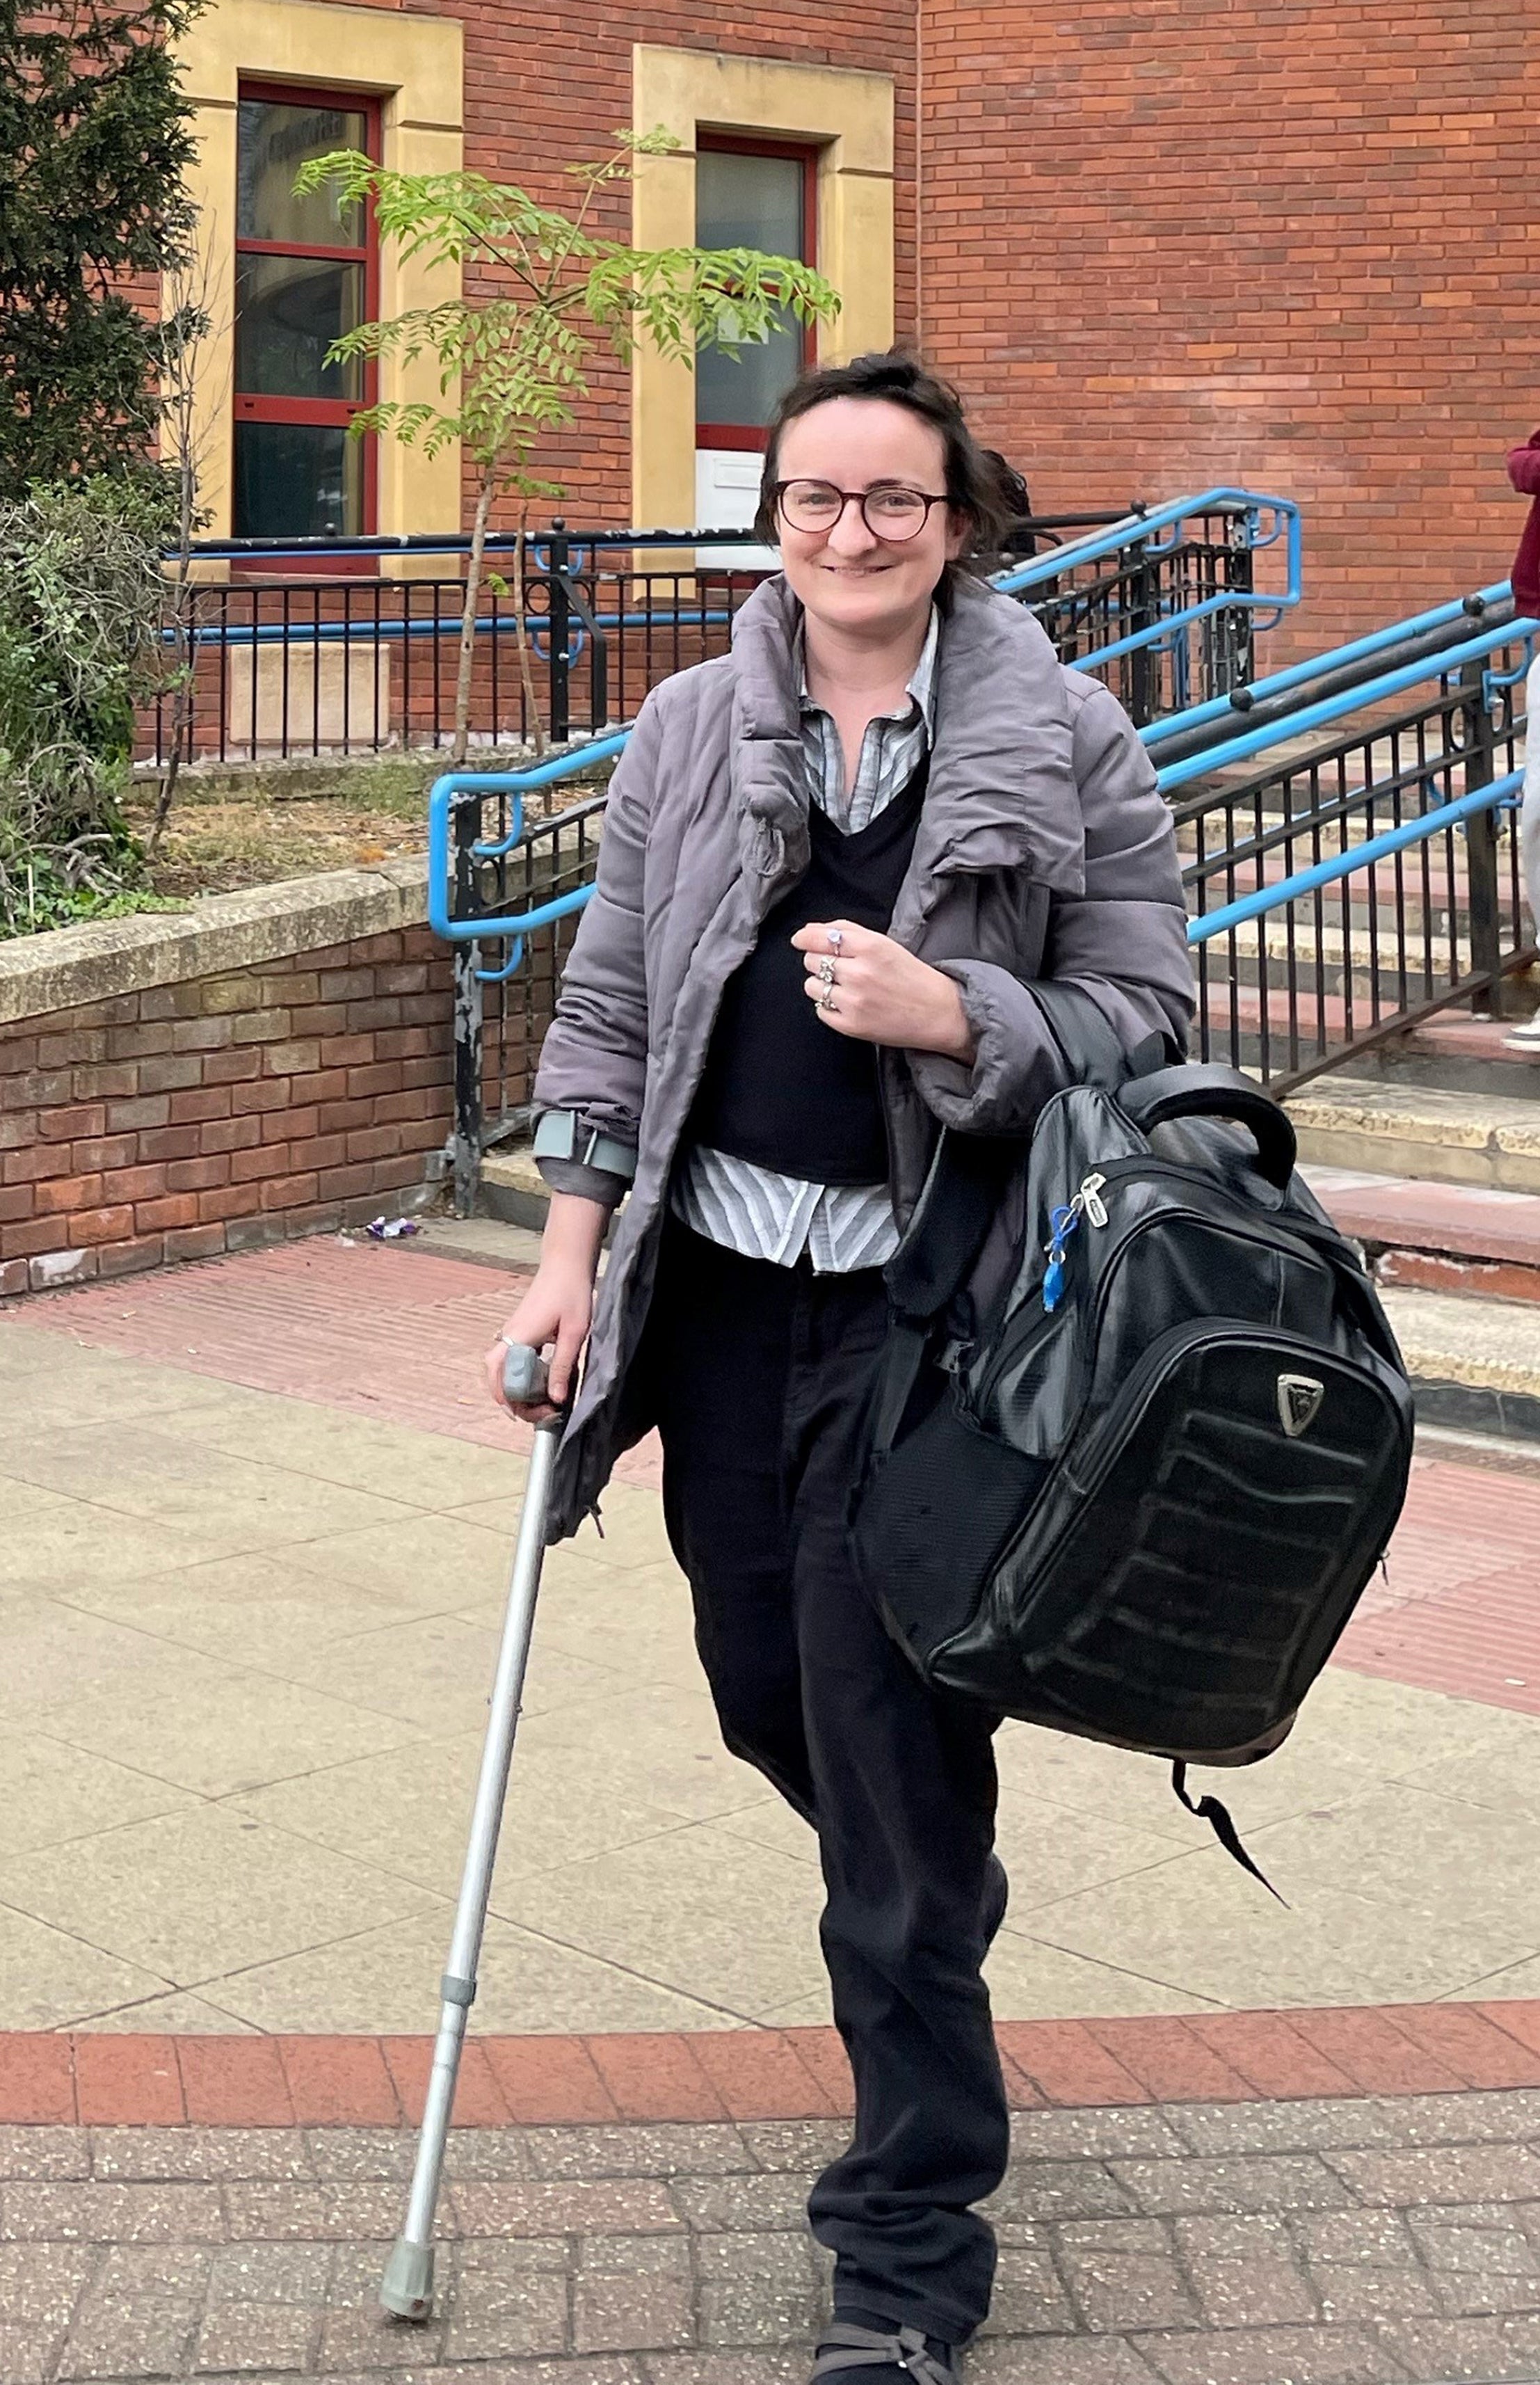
top-left (501, 1341), bottom-right (550, 1406)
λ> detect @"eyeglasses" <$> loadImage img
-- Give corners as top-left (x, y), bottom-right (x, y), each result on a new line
top-left (772, 479), bottom-right (950, 543)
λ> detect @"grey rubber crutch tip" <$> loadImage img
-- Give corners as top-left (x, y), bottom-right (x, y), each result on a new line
top-left (502, 1341), bottom-right (549, 1405)
top-left (380, 2238), bottom-right (435, 2320)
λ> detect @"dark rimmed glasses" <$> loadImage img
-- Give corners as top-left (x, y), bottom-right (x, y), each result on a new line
top-left (772, 479), bottom-right (951, 542)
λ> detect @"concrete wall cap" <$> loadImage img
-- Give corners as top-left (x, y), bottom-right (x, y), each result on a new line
top-left (0, 860), bottom-right (431, 1026)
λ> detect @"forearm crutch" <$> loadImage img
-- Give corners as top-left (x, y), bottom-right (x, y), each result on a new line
top-left (381, 1341), bottom-right (559, 2321)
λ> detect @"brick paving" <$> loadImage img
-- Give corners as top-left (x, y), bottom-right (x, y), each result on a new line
top-left (15, 1233), bottom-right (659, 1489)
top-left (4, 2063), bottom-right (1540, 2380)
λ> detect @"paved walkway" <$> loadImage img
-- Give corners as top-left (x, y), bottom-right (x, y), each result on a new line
top-left (3, 1231), bottom-right (1540, 2038)
top-left (8, 1233), bottom-right (1540, 2380)
top-left (4, 2011), bottom-right (1540, 2381)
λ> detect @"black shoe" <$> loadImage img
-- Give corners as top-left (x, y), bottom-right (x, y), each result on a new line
top-left (810, 2319), bottom-right (961, 2381)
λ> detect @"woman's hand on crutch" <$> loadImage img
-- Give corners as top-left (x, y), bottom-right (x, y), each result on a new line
top-left (484, 1191), bottom-right (607, 1421)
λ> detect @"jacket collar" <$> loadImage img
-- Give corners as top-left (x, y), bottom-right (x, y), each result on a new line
top-left (728, 574), bottom-right (1085, 901)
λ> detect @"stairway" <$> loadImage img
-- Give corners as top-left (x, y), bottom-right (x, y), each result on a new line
top-left (1288, 1009), bottom-right (1540, 1439)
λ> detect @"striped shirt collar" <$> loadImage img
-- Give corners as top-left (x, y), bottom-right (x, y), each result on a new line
top-left (796, 604), bottom-right (941, 742)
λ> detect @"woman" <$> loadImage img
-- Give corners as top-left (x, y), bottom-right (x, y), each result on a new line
top-left (1503, 428), bottom-right (1540, 1054)
top-left (486, 351), bottom-right (1193, 2382)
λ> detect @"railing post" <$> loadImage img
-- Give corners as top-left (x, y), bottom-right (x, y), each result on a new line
top-left (1459, 656), bottom-right (1503, 1016)
top-left (451, 797), bottom-right (484, 1216)
top-left (547, 519), bottom-right (570, 746)
top-left (1125, 540), bottom-right (1157, 726)
top-left (1224, 514), bottom-right (1255, 695)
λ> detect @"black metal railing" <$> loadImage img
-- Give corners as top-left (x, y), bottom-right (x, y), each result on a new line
top-left (143, 504), bottom-right (1261, 765)
top-left (1178, 620), bottom-right (1535, 1091)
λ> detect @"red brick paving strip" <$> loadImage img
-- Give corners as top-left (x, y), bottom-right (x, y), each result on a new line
top-left (18, 1234), bottom-right (665, 1487)
top-left (10, 2007), bottom-right (1535, 2130)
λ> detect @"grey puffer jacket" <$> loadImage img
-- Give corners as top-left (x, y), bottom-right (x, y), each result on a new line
top-left (534, 572), bottom-right (1194, 1540)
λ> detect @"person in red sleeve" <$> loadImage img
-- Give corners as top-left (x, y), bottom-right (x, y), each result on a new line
top-left (1505, 432), bottom-right (1540, 1054)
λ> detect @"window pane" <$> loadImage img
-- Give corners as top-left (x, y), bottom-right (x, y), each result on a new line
top-left (233, 420), bottom-right (363, 539)
top-left (696, 150), bottom-right (803, 257)
top-left (236, 255), bottom-right (364, 399)
top-left (238, 98), bottom-right (369, 246)
top-left (695, 151), bottom-right (807, 433)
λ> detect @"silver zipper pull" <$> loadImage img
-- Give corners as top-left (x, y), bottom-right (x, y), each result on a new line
top-left (1079, 1172), bottom-right (1109, 1228)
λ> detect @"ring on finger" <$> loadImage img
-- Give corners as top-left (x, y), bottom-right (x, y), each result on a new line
top-left (828, 928), bottom-right (844, 954)
top-left (819, 986), bottom-right (837, 1012)
top-left (817, 957), bottom-right (836, 987)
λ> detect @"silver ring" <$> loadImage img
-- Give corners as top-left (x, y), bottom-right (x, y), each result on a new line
top-left (819, 987), bottom-right (836, 1013)
top-left (828, 928), bottom-right (844, 954)
top-left (817, 957), bottom-right (836, 987)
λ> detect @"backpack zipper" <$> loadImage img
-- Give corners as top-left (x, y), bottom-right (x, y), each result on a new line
top-left (980, 1187), bottom-right (1332, 1416)
top-left (1041, 1173), bottom-right (1107, 1311)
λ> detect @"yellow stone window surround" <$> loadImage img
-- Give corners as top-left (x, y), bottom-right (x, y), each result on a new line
top-left (176, 0), bottom-right (465, 552)
top-left (630, 46), bottom-right (896, 529)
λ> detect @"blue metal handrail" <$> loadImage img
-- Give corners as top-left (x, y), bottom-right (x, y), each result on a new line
top-left (1186, 769), bottom-right (1525, 946)
top-left (1157, 614), bottom-right (1539, 793)
top-left (1143, 582), bottom-right (1514, 750)
top-left (426, 743), bottom-right (625, 982)
top-left (997, 487), bottom-right (1301, 655)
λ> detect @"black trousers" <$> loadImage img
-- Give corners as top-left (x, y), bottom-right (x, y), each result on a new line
top-left (640, 1218), bottom-right (1009, 2345)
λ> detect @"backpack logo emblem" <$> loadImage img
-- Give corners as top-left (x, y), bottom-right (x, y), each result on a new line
top-left (1277, 1373), bottom-right (1325, 1437)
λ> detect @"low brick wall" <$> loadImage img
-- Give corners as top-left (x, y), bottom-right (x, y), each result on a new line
top-left (0, 863), bottom-right (456, 1298)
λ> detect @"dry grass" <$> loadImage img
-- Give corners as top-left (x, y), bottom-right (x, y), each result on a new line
top-left (124, 751), bottom-right (615, 903)
top-left (127, 789), bottom-right (426, 898)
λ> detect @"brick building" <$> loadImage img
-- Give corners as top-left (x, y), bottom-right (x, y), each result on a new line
top-left (177, 0), bottom-right (1539, 657)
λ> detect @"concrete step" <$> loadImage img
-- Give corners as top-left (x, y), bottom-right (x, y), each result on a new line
top-left (1380, 1282), bottom-right (1540, 1441)
top-left (1351, 1004), bottom-right (1540, 1096)
top-left (1307, 1164), bottom-right (1540, 1302)
top-left (1192, 984), bottom-right (1540, 1083)
top-left (1285, 1076), bottom-right (1540, 1195)
top-left (480, 1143), bottom-right (550, 1229)
top-left (408, 1213), bottom-right (545, 1273)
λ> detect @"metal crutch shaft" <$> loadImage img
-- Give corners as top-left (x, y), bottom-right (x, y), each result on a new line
top-left (381, 1343), bottom-right (560, 2320)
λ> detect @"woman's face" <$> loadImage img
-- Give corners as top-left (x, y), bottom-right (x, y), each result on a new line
top-left (771, 397), bottom-right (968, 641)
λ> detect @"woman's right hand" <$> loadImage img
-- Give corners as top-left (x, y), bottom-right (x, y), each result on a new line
top-left (483, 1192), bottom-right (609, 1422)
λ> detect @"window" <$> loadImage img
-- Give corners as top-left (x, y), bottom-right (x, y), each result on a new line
top-left (233, 86), bottom-right (379, 543)
top-left (694, 138), bottom-right (818, 451)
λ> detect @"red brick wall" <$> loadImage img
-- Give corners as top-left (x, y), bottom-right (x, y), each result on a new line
top-left (451, 6), bottom-right (920, 533)
top-left (918, 0), bottom-right (1540, 657)
top-left (0, 930), bottom-right (456, 1298)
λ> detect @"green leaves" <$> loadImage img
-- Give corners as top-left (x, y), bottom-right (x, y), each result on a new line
top-left (297, 127), bottom-right (842, 758)
top-left (0, 0), bottom-right (209, 496)
top-left (0, 476), bottom-right (173, 930)
top-left (298, 132), bottom-right (842, 494)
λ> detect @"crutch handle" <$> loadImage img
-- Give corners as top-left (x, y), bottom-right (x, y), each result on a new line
top-left (500, 1340), bottom-right (550, 1407)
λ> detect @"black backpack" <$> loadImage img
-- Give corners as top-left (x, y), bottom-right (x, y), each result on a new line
top-left (849, 1009), bottom-right (1415, 1886)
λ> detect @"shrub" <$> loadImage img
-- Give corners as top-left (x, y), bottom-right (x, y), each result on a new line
top-left (0, 474), bottom-right (175, 935)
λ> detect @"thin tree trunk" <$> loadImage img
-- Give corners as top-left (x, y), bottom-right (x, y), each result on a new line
top-left (147, 363), bottom-right (200, 859)
top-left (451, 470), bottom-right (497, 767)
top-left (511, 499), bottom-right (547, 760)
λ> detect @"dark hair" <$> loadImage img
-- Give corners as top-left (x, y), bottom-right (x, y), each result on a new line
top-left (753, 351), bottom-right (1018, 600)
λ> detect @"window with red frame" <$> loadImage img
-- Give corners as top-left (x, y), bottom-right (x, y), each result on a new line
top-left (694, 138), bottom-right (818, 451)
top-left (233, 86), bottom-right (379, 541)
